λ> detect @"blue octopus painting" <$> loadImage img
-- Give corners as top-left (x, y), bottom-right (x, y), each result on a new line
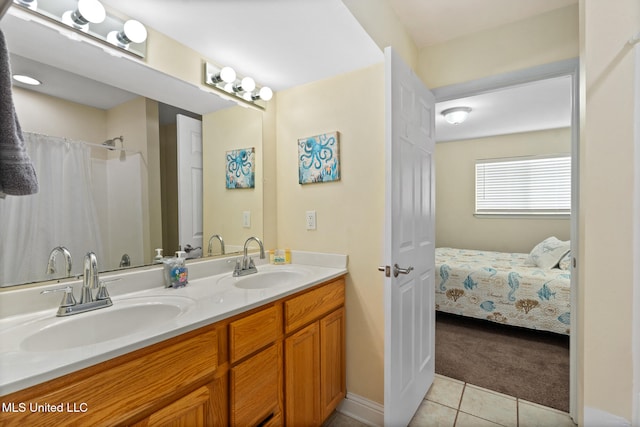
top-left (298, 132), bottom-right (340, 184)
top-left (226, 147), bottom-right (255, 189)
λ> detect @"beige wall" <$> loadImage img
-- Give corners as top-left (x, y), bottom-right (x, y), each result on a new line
top-left (343, 0), bottom-right (417, 70)
top-left (579, 0), bottom-right (639, 422)
top-left (202, 106), bottom-right (264, 253)
top-left (436, 128), bottom-right (571, 254)
top-left (13, 87), bottom-right (107, 143)
top-left (276, 64), bottom-right (386, 403)
top-left (418, 5), bottom-right (579, 89)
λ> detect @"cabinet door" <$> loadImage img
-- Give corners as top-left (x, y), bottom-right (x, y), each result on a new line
top-left (231, 344), bottom-right (282, 427)
top-left (134, 386), bottom-right (212, 427)
top-left (285, 322), bottom-right (321, 427)
top-left (320, 307), bottom-right (346, 421)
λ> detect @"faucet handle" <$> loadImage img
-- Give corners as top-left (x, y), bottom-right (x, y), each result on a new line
top-left (96, 278), bottom-right (121, 301)
top-left (41, 286), bottom-right (76, 307)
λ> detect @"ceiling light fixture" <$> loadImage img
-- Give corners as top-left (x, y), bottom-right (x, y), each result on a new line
top-left (204, 62), bottom-right (273, 110)
top-left (107, 19), bottom-right (148, 48)
top-left (62, 0), bottom-right (106, 30)
top-left (13, 74), bottom-right (41, 85)
top-left (441, 107), bottom-right (472, 125)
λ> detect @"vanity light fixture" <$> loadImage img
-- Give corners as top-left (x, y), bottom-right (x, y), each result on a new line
top-left (62, 0), bottom-right (106, 30)
top-left (14, 0), bottom-right (37, 10)
top-left (11, 0), bottom-right (148, 58)
top-left (13, 74), bottom-right (41, 85)
top-left (442, 106), bottom-right (472, 125)
top-left (204, 62), bottom-right (273, 110)
top-left (107, 19), bottom-right (148, 48)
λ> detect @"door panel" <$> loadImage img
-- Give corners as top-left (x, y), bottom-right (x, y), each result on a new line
top-left (383, 47), bottom-right (436, 426)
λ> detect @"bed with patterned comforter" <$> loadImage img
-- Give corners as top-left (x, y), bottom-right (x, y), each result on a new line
top-left (436, 247), bottom-right (571, 335)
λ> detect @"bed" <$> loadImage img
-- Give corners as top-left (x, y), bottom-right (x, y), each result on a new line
top-left (435, 239), bottom-right (572, 335)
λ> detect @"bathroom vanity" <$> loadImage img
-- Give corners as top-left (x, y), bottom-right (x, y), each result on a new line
top-left (0, 253), bottom-right (346, 426)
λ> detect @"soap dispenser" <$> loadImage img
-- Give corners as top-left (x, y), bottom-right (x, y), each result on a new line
top-left (170, 251), bottom-right (188, 288)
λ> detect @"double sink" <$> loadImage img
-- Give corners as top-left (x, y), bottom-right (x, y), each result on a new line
top-left (2, 267), bottom-right (311, 353)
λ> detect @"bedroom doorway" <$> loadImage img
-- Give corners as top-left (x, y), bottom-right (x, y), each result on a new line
top-left (431, 58), bottom-right (579, 421)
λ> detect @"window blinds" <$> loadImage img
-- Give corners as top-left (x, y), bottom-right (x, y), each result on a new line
top-left (475, 155), bottom-right (571, 215)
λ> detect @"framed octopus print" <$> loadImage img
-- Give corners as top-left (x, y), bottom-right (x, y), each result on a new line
top-left (226, 147), bottom-right (255, 189)
top-left (297, 132), bottom-right (340, 184)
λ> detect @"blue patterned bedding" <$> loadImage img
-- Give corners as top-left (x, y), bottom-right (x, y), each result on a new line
top-left (436, 247), bottom-right (571, 335)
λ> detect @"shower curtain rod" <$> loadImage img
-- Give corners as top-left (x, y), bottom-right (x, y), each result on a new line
top-left (25, 131), bottom-right (141, 155)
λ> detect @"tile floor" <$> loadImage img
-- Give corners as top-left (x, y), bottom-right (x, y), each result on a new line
top-left (325, 374), bottom-right (577, 427)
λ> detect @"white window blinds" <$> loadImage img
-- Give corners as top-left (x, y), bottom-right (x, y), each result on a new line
top-left (475, 155), bottom-right (571, 215)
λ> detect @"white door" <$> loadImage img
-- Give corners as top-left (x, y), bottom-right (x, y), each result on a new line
top-left (383, 47), bottom-right (436, 426)
top-left (177, 114), bottom-right (203, 251)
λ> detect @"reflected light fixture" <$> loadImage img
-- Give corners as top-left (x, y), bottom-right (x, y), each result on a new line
top-left (107, 19), bottom-right (148, 47)
top-left (15, 0), bottom-right (37, 10)
top-left (62, 0), bottom-right (106, 30)
top-left (441, 106), bottom-right (472, 125)
top-left (13, 74), bottom-right (41, 85)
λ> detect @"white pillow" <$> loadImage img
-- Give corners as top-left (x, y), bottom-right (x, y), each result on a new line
top-left (526, 237), bottom-right (571, 269)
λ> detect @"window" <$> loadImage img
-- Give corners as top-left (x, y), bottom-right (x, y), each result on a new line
top-left (475, 155), bottom-right (571, 216)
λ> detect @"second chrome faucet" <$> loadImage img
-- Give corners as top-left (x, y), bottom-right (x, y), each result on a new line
top-left (233, 237), bottom-right (265, 277)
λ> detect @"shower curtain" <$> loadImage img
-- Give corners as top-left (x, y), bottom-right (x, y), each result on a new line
top-left (0, 132), bottom-right (105, 286)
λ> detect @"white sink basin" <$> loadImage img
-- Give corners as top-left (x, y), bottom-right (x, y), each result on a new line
top-left (219, 267), bottom-right (313, 290)
top-left (17, 296), bottom-right (195, 352)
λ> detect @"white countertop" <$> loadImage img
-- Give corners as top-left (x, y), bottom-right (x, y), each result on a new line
top-left (0, 251), bottom-right (347, 396)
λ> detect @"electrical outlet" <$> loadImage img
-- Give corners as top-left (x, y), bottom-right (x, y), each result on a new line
top-left (242, 211), bottom-right (251, 228)
top-left (305, 210), bottom-right (317, 230)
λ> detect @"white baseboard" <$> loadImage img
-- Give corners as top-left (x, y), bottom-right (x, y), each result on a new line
top-left (337, 392), bottom-right (384, 427)
top-left (584, 406), bottom-right (631, 427)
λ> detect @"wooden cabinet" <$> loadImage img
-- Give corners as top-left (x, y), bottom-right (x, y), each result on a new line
top-left (0, 325), bottom-right (222, 427)
top-left (133, 386), bottom-right (213, 427)
top-left (0, 275), bottom-right (345, 427)
top-left (284, 278), bottom-right (346, 426)
top-left (229, 305), bottom-right (283, 427)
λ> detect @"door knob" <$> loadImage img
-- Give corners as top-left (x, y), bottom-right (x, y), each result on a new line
top-left (393, 264), bottom-right (413, 277)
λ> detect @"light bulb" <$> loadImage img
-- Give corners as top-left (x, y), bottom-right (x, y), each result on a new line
top-left (219, 67), bottom-right (236, 83)
top-left (62, 0), bottom-right (105, 29)
top-left (122, 20), bottom-right (147, 44)
top-left (259, 86), bottom-right (273, 101)
top-left (233, 76), bottom-right (255, 93)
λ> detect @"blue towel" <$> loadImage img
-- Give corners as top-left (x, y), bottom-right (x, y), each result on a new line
top-left (0, 29), bottom-right (38, 197)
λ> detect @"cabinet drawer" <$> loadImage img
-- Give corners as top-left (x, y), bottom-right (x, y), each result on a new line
top-left (1, 326), bottom-right (218, 427)
top-left (284, 278), bottom-right (345, 334)
top-left (229, 305), bottom-right (281, 363)
top-left (230, 344), bottom-right (282, 427)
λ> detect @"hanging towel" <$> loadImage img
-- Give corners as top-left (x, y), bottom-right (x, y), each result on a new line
top-left (0, 29), bottom-right (38, 197)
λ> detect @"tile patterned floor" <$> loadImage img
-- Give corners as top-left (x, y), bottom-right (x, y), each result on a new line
top-left (324, 374), bottom-right (576, 427)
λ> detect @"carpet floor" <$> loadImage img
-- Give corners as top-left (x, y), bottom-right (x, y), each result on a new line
top-left (435, 312), bottom-right (570, 412)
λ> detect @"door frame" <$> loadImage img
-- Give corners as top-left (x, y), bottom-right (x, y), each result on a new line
top-left (432, 57), bottom-right (580, 422)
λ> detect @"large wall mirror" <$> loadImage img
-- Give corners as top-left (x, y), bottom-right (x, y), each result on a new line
top-left (0, 9), bottom-right (264, 288)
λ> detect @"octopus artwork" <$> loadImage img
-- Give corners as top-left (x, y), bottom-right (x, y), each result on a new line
top-left (226, 147), bottom-right (255, 189)
top-left (298, 132), bottom-right (340, 184)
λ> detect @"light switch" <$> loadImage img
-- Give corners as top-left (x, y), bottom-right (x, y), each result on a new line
top-left (242, 211), bottom-right (251, 228)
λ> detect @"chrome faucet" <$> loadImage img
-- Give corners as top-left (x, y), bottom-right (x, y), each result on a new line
top-left (41, 252), bottom-right (116, 316)
top-left (82, 252), bottom-right (99, 304)
top-left (207, 234), bottom-right (225, 256)
top-left (46, 246), bottom-right (72, 277)
top-left (233, 237), bottom-right (265, 277)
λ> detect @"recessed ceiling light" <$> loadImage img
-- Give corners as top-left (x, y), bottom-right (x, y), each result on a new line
top-left (13, 74), bottom-right (42, 86)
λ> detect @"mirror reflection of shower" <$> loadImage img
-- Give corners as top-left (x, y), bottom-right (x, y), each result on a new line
top-left (102, 136), bottom-right (126, 161)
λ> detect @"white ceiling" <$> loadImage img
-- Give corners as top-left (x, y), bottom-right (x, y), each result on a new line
top-left (2, 0), bottom-right (575, 137)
